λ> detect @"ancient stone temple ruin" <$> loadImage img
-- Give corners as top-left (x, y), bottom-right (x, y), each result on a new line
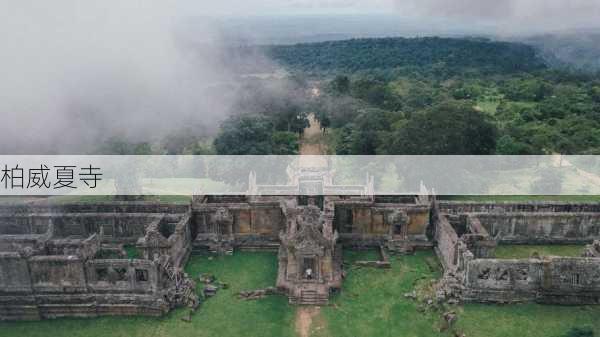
top-left (277, 198), bottom-right (342, 305)
top-left (3, 159), bottom-right (600, 320)
top-left (434, 201), bottom-right (600, 304)
top-left (0, 205), bottom-right (197, 320)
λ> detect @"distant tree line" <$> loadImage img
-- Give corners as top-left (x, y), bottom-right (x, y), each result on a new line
top-left (265, 37), bottom-right (546, 76)
top-left (100, 37), bottom-right (600, 156)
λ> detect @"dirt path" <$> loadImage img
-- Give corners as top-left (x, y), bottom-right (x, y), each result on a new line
top-left (299, 113), bottom-right (328, 168)
top-left (295, 306), bottom-right (322, 337)
top-left (302, 114), bottom-right (323, 142)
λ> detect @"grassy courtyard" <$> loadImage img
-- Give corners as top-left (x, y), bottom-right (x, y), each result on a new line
top-left (494, 244), bottom-right (585, 259)
top-left (1, 251), bottom-right (600, 337)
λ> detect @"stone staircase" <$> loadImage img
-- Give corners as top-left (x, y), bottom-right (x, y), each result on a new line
top-left (207, 242), bottom-right (233, 255)
top-left (237, 244), bottom-right (279, 252)
top-left (386, 239), bottom-right (415, 254)
top-left (289, 286), bottom-right (329, 305)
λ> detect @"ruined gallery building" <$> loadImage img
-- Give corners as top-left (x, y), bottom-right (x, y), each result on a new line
top-left (2, 163), bottom-right (600, 320)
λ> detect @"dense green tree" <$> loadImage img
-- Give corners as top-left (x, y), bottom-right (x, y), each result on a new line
top-left (495, 135), bottom-right (535, 155)
top-left (332, 124), bottom-right (355, 155)
top-left (563, 326), bottom-right (594, 337)
top-left (331, 75), bottom-right (350, 94)
top-left (221, 37), bottom-right (600, 156)
top-left (405, 83), bottom-right (437, 109)
top-left (452, 82), bottom-right (484, 100)
top-left (314, 110), bottom-right (331, 130)
top-left (315, 95), bottom-right (365, 128)
top-left (501, 78), bottom-right (552, 101)
top-left (387, 100), bottom-right (497, 154)
top-left (591, 86), bottom-right (600, 103)
top-left (271, 131), bottom-right (299, 155)
top-left (348, 108), bottom-right (390, 155)
top-left (214, 115), bottom-right (277, 155)
top-left (267, 37), bottom-right (546, 76)
top-left (190, 143), bottom-right (215, 155)
top-left (97, 137), bottom-right (153, 155)
top-left (132, 143), bottom-right (153, 155)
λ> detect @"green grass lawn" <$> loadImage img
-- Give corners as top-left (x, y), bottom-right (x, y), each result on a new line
top-left (317, 250), bottom-right (600, 337)
top-left (1, 250), bottom-right (600, 337)
top-left (314, 250), bottom-right (446, 337)
top-left (123, 245), bottom-right (142, 259)
top-left (493, 244), bottom-right (585, 259)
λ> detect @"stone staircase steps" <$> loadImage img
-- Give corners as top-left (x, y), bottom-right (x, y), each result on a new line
top-left (289, 290), bottom-right (329, 305)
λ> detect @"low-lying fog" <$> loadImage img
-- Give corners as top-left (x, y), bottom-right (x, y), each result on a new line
top-left (1, 1), bottom-right (599, 154)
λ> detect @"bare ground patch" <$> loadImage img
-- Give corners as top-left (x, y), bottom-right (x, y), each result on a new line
top-left (295, 306), bottom-right (324, 337)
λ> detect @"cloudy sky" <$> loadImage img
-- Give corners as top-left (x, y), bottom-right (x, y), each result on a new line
top-left (193, 0), bottom-right (600, 32)
top-left (1, 0), bottom-right (599, 153)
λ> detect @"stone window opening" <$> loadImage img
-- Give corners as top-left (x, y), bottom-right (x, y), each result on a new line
top-left (298, 196), bottom-right (309, 206)
top-left (573, 273), bottom-right (581, 286)
top-left (135, 269), bottom-right (149, 282)
top-left (393, 223), bottom-right (403, 235)
top-left (159, 222), bottom-right (176, 239)
top-left (101, 224), bottom-right (114, 237)
top-left (96, 267), bottom-right (109, 281)
top-left (115, 267), bottom-right (128, 281)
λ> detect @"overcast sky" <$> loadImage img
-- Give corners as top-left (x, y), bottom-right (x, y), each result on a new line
top-left (1, 1), bottom-right (600, 153)
top-left (189, 0), bottom-right (600, 33)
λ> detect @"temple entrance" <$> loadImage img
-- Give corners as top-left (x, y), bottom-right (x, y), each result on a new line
top-left (302, 257), bottom-right (317, 280)
top-left (393, 222), bottom-right (403, 235)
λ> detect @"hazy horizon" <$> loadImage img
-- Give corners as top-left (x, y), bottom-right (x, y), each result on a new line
top-left (1, 1), bottom-right (600, 154)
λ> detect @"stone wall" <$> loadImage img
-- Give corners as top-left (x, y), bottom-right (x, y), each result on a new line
top-left (0, 253), bottom-right (32, 293)
top-left (86, 259), bottom-right (160, 293)
top-left (463, 258), bottom-right (542, 302)
top-left (192, 203), bottom-right (286, 250)
top-left (0, 204), bottom-right (190, 321)
top-left (0, 249), bottom-right (169, 320)
top-left (435, 201), bottom-right (600, 305)
top-left (333, 203), bottom-right (431, 246)
top-left (462, 216), bottom-right (496, 258)
top-left (192, 197), bottom-right (433, 252)
top-left (0, 213), bottom-right (170, 244)
top-left (435, 214), bottom-right (460, 271)
top-left (28, 255), bottom-right (88, 293)
top-left (168, 214), bottom-right (192, 268)
top-left (463, 256), bottom-right (600, 304)
top-left (474, 213), bottom-right (600, 244)
top-left (0, 202), bottom-right (189, 215)
top-left (440, 201), bottom-right (600, 214)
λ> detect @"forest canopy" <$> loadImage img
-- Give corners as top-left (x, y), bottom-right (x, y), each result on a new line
top-left (101, 36), bottom-right (600, 156)
top-left (266, 37), bottom-right (547, 76)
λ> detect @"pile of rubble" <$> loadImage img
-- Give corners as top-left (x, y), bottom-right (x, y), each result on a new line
top-left (199, 273), bottom-right (228, 298)
top-left (237, 287), bottom-right (281, 300)
top-left (180, 273), bottom-right (228, 323)
top-left (433, 272), bottom-right (464, 304)
top-left (401, 273), bottom-right (466, 336)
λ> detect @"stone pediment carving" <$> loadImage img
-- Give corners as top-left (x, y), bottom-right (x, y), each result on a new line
top-left (285, 206), bottom-right (331, 253)
top-left (388, 210), bottom-right (410, 227)
top-left (213, 208), bottom-right (233, 227)
top-left (295, 234), bottom-right (324, 255)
